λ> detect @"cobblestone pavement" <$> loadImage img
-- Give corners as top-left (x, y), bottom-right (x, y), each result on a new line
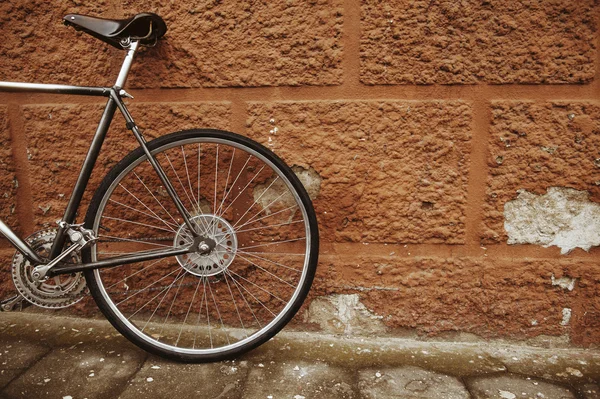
top-left (0, 312), bottom-right (598, 399)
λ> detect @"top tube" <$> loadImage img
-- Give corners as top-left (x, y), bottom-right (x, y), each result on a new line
top-left (0, 81), bottom-right (110, 96)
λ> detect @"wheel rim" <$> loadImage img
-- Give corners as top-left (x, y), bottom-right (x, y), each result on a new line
top-left (90, 135), bottom-right (313, 355)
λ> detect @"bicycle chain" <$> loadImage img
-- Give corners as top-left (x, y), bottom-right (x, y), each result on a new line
top-left (11, 229), bottom-right (88, 309)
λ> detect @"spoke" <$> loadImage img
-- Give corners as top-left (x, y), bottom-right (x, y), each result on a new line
top-left (176, 277), bottom-right (204, 345)
top-left (207, 272), bottom-right (231, 346)
top-left (234, 219), bottom-right (304, 235)
top-left (116, 267), bottom-right (181, 306)
top-left (226, 270), bottom-right (277, 316)
top-left (233, 188), bottom-right (287, 228)
top-left (236, 249), bottom-right (303, 273)
top-left (132, 268), bottom-right (186, 324)
top-left (213, 144), bottom-right (219, 216)
top-left (182, 145), bottom-right (200, 210)
top-left (240, 237), bottom-right (306, 251)
top-left (99, 234), bottom-right (172, 248)
top-left (117, 184), bottom-right (180, 232)
top-left (231, 177), bottom-right (282, 229)
top-left (227, 269), bottom-right (285, 305)
top-left (234, 204), bottom-right (299, 231)
top-left (108, 198), bottom-right (179, 231)
top-left (158, 270), bottom-right (188, 339)
top-left (164, 153), bottom-right (198, 216)
top-left (243, 251), bottom-right (307, 256)
top-left (133, 171), bottom-right (180, 228)
top-left (193, 274), bottom-right (209, 349)
top-left (101, 215), bottom-right (175, 234)
top-left (237, 253), bottom-right (296, 288)
top-left (217, 164), bottom-right (266, 222)
top-left (226, 271), bottom-right (262, 329)
top-left (214, 148), bottom-right (236, 217)
top-left (203, 275), bottom-right (213, 348)
top-left (105, 258), bottom-right (166, 290)
top-left (223, 271), bottom-right (247, 337)
top-left (197, 143), bottom-right (201, 213)
top-left (214, 154), bottom-right (251, 219)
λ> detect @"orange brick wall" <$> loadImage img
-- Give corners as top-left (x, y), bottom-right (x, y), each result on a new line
top-left (0, 0), bottom-right (599, 345)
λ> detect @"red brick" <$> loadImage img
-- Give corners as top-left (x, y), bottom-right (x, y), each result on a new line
top-left (0, 107), bottom-right (18, 231)
top-left (361, 0), bottom-right (598, 84)
top-left (483, 101), bottom-right (600, 243)
top-left (23, 102), bottom-right (231, 227)
top-left (0, 1), bottom-right (120, 86)
top-left (121, 0), bottom-right (344, 88)
top-left (247, 100), bottom-right (471, 244)
top-left (313, 256), bottom-right (594, 341)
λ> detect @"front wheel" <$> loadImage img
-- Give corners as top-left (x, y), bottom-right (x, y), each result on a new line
top-left (83, 129), bottom-right (319, 362)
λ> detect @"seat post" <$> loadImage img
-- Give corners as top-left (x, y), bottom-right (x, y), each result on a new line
top-left (115, 40), bottom-right (140, 88)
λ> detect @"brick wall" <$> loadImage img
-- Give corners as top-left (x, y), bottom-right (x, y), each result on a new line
top-left (1, 0), bottom-right (599, 346)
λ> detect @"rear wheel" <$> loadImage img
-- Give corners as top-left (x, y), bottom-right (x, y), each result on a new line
top-left (83, 129), bottom-right (319, 362)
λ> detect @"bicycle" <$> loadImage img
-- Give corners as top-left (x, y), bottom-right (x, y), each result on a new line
top-left (0, 12), bottom-right (319, 362)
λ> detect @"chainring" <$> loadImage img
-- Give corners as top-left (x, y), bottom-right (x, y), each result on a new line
top-left (11, 229), bottom-right (87, 309)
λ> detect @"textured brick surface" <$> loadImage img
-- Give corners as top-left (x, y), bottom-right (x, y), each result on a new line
top-left (23, 102), bottom-right (230, 227)
top-left (0, 107), bottom-right (18, 231)
top-left (361, 0), bottom-right (598, 84)
top-left (0, 250), bottom-right (16, 302)
top-left (121, 0), bottom-right (344, 88)
top-left (571, 266), bottom-right (600, 346)
top-left (312, 256), bottom-right (597, 339)
top-left (0, 1), bottom-right (120, 86)
top-left (483, 101), bottom-right (600, 243)
top-left (247, 101), bottom-right (471, 243)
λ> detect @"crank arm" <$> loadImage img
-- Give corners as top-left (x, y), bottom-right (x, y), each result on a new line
top-left (32, 243), bottom-right (82, 281)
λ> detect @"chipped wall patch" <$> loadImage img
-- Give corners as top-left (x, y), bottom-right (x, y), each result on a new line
top-left (551, 274), bottom-right (577, 291)
top-left (304, 294), bottom-right (386, 336)
top-left (504, 187), bottom-right (600, 254)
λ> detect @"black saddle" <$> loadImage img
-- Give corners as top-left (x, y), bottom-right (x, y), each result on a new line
top-left (63, 13), bottom-right (167, 49)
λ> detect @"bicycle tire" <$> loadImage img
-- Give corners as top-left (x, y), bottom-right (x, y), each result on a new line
top-left (83, 129), bottom-right (319, 362)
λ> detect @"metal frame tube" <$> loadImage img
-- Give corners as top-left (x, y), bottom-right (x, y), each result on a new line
top-left (48, 94), bottom-right (119, 259)
top-left (111, 91), bottom-right (199, 237)
top-left (0, 81), bottom-right (109, 96)
top-left (115, 41), bottom-right (139, 88)
top-left (0, 220), bottom-right (44, 265)
top-left (49, 246), bottom-right (191, 276)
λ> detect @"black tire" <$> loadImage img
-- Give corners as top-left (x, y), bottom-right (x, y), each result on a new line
top-left (83, 129), bottom-right (318, 362)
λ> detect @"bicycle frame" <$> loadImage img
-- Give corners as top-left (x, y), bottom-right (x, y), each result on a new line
top-left (0, 41), bottom-right (202, 276)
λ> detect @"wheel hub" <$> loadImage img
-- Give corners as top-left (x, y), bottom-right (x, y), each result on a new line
top-left (174, 215), bottom-right (237, 277)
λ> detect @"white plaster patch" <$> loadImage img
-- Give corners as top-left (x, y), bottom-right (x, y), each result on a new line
top-left (561, 308), bottom-right (572, 326)
top-left (551, 274), bottom-right (577, 291)
top-left (254, 166), bottom-right (322, 212)
top-left (504, 187), bottom-right (600, 254)
top-left (304, 294), bottom-right (386, 336)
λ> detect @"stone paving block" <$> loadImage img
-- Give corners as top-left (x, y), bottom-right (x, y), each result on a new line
top-left (467, 374), bottom-right (576, 399)
top-left (358, 366), bottom-right (469, 399)
top-left (360, 0), bottom-right (597, 84)
top-left (241, 361), bottom-right (356, 399)
top-left (121, 0), bottom-right (344, 88)
top-left (0, 337), bottom-right (49, 389)
top-left (0, 1), bottom-right (119, 86)
top-left (1, 341), bottom-right (145, 399)
top-left (22, 102), bottom-right (231, 228)
top-left (483, 101), bottom-right (600, 244)
top-left (247, 100), bottom-right (471, 244)
top-left (119, 358), bottom-right (248, 399)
